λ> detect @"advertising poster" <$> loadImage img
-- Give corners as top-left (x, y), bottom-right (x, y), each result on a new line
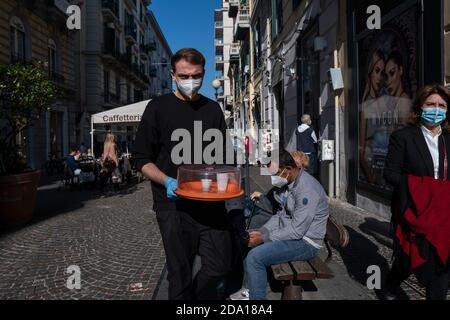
top-left (358, 5), bottom-right (418, 188)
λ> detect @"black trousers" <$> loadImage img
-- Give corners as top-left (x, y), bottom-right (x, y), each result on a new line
top-left (386, 258), bottom-right (449, 300)
top-left (156, 209), bottom-right (234, 300)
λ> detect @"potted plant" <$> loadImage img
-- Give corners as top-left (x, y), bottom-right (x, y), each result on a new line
top-left (0, 61), bottom-right (57, 226)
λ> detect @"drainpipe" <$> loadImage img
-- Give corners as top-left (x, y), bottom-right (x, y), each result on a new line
top-left (333, 49), bottom-right (340, 199)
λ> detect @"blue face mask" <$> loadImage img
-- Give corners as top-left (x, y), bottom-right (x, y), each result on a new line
top-left (421, 108), bottom-right (447, 127)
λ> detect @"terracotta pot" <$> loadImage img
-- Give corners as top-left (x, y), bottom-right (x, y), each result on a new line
top-left (0, 170), bottom-right (41, 226)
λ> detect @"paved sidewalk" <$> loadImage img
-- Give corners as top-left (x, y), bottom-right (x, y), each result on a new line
top-left (0, 177), bottom-right (165, 300)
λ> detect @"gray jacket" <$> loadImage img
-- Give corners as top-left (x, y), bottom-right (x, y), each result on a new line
top-left (259, 170), bottom-right (329, 243)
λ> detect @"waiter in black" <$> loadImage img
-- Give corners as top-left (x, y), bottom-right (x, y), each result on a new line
top-left (133, 48), bottom-right (232, 300)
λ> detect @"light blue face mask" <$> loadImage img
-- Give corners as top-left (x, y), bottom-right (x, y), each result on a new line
top-left (421, 108), bottom-right (447, 127)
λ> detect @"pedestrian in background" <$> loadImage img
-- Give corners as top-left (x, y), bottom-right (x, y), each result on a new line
top-left (286, 114), bottom-right (318, 175)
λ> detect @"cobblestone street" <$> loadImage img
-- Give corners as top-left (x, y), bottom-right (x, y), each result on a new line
top-left (0, 177), bottom-right (165, 300)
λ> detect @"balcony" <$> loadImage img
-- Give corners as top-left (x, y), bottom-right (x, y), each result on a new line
top-left (229, 43), bottom-right (240, 63)
top-left (101, 0), bottom-right (120, 22)
top-left (125, 24), bottom-right (137, 44)
top-left (214, 21), bottom-right (223, 28)
top-left (228, 0), bottom-right (239, 18)
top-left (215, 39), bottom-right (224, 46)
top-left (234, 10), bottom-right (250, 41)
top-left (140, 41), bottom-right (156, 54)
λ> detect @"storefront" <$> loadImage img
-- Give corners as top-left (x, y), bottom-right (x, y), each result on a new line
top-left (346, 0), bottom-right (444, 217)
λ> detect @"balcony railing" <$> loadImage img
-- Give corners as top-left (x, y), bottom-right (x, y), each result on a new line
top-left (229, 43), bottom-right (240, 63)
top-left (234, 10), bottom-right (250, 40)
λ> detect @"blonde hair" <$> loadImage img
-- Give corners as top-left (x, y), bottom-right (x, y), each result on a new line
top-left (104, 132), bottom-right (115, 144)
top-left (290, 151), bottom-right (309, 170)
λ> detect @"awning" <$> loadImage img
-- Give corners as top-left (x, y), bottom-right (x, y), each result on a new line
top-left (91, 99), bottom-right (151, 124)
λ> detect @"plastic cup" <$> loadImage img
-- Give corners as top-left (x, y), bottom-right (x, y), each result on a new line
top-left (201, 179), bottom-right (212, 192)
top-left (216, 173), bottom-right (229, 192)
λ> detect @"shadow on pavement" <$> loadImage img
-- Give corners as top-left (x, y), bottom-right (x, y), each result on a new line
top-left (0, 174), bottom-right (143, 237)
top-left (335, 225), bottom-right (409, 300)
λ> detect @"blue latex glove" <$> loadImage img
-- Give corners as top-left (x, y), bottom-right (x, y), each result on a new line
top-left (163, 177), bottom-right (179, 200)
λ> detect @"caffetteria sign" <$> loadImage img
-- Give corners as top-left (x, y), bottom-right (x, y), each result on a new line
top-left (101, 114), bottom-right (142, 123)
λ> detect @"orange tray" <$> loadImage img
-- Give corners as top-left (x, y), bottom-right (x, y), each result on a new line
top-left (175, 181), bottom-right (244, 201)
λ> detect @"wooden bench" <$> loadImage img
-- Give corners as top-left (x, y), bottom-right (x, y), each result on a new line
top-left (270, 215), bottom-right (349, 300)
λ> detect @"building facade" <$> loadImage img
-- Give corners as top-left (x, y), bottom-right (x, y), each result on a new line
top-left (226, 0), bottom-right (448, 219)
top-left (0, 0), bottom-right (173, 169)
top-left (0, 0), bottom-right (77, 171)
top-left (214, 0), bottom-right (235, 114)
top-left (78, 0), bottom-right (172, 155)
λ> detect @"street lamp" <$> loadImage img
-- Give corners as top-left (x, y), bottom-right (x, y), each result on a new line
top-left (212, 79), bottom-right (221, 101)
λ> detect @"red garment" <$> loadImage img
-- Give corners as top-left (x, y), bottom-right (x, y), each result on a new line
top-left (395, 175), bottom-right (450, 270)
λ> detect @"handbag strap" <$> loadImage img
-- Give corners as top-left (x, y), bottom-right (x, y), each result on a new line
top-left (442, 135), bottom-right (448, 180)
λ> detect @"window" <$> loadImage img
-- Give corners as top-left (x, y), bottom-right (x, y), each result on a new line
top-left (127, 83), bottom-right (131, 103)
top-left (10, 16), bottom-right (26, 63)
top-left (104, 70), bottom-right (110, 103)
top-left (253, 19), bottom-right (261, 69)
top-left (115, 75), bottom-right (121, 101)
top-left (48, 39), bottom-right (57, 77)
top-left (271, 0), bottom-right (283, 40)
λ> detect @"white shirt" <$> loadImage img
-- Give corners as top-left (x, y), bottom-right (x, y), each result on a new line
top-left (421, 125), bottom-right (442, 179)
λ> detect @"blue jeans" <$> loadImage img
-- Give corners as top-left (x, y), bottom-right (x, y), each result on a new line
top-left (245, 239), bottom-right (319, 300)
top-left (306, 152), bottom-right (316, 175)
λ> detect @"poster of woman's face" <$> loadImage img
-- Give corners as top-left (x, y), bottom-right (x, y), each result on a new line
top-left (358, 6), bottom-right (418, 188)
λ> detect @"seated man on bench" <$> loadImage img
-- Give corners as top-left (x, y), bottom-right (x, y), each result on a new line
top-left (243, 150), bottom-right (329, 300)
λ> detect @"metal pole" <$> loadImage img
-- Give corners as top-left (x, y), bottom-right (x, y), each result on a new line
top-left (334, 50), bottom-right (340, 199)
top-left (90, 116), bottom-right (94, 157)
top-left (243, 99), bottom-right (250, 196)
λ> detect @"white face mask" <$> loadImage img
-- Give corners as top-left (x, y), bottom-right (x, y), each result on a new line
top-left (271, 170), bottom-right (289, 188)
top-left (176, 78), bottom-right (203, 99)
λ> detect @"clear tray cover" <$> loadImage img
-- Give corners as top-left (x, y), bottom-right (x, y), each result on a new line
top-left (177, 165), bottom-right (242, 195)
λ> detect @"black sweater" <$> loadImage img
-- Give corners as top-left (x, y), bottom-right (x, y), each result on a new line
top-left (133, 93), bottom-right (228, 211)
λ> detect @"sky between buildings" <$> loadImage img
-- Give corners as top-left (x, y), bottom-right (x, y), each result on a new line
top-left (149, 0), bottom-right (222, 100)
